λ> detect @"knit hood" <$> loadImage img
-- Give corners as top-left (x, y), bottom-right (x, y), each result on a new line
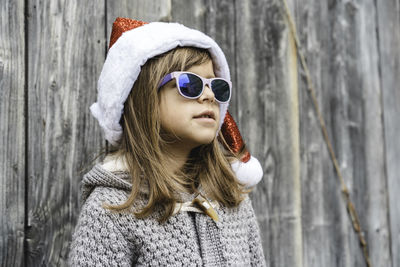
top-left (80, 155), bottom-right (220, 219)
top-left (80, 163), bottom-right (133, 203)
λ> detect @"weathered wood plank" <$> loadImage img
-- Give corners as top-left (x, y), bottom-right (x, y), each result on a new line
top-left (235, 0), bottom-right (302, 266)
top-left (295, 0), bottom-right (359, 266)
top-left (357, 2), bottom-right (391, 266)
top-left (26, 1), bottom-right (105, 265)
top-left (171, 0), bottom-right (206, 29)
top-left (376, 0), bottom-right (400, 266)
top-left (296, 0), bottom-right (391, 266)
top-left (106, 0), bottom-right (171, 33)
top-left (0, 0), bottom-right (25, 266)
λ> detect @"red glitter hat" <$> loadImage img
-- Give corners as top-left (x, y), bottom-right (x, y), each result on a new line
top-left (221, 111), bottom-right (250, 162)
top-left (94, 17), bottom-right (263, 187)
top-left (109, 18), bottom-right (148, 49)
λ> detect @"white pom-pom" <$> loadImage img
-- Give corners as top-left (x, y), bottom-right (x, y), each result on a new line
top-left (231, 156), bottom-right (263, 188)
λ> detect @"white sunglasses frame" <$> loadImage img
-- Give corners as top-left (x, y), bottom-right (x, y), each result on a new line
top-left (158, 71), bottom-right (232, 103)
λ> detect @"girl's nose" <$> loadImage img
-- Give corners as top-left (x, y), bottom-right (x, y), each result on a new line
top-left (198, 84), bottom-right (215, 103)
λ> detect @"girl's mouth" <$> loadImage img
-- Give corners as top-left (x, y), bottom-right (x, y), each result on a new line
top-left (193, 110), bottom-right (216, 120)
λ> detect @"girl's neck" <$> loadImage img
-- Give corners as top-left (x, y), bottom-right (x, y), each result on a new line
top-left (162, 142), bottom-right (192, 174)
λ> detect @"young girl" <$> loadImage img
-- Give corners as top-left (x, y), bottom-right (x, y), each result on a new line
top-left (68, 17), bottom-right (266, 266)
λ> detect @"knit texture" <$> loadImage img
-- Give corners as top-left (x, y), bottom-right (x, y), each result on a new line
top-left (68, 164), bottom-right (267, 266)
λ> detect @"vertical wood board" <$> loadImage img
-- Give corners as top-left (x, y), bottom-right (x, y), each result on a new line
top-left (0, 0), bottom-right (25, 266)
top-left (235, 0), bottom-right (302, 266)
top-left (377, 0), bottom-right (400, 266)
top-left (296, 0), bottom-right (390, 266)
top-left (26, 1), bottom-right (105, 265)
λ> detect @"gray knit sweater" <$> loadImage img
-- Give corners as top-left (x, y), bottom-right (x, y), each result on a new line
top-left (68, 161), bottom-right (267, 266)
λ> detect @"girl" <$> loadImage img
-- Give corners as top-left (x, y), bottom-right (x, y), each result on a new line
top-left (68, 17), bottom-right (266, 266)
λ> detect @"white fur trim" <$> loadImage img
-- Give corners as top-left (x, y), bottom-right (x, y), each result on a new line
top-left (231, 156), bottom-right (264, 188)
top-left (101, 155), bottom-right (128, 172)
top-left (91, 22), bottom-right (231, 146)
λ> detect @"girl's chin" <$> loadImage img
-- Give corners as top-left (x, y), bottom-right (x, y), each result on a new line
top-left (184, 136), bottom-right (216, 149)
top-left (192, 132), bottom-right (217, 144)
top-left (161, 128), bottom-right (217, 148)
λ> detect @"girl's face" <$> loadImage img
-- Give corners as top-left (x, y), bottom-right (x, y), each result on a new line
top-left (159, 60), bottom-right (220, 150)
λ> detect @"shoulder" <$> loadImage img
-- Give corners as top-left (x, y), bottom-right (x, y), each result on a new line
top-left (82, 186), bottom-right (148, 216)
top-left (75, 187), bottom-right (129, 234)
top-left (73, 186), bottom-right (150, 249)
top-left (88, 186), bottom-right (129, 205)
top-left (219, 193), bottom-right (259, 222)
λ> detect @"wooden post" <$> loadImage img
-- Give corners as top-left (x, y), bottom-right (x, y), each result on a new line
top-left (0, 0), bottom-right (25, 266)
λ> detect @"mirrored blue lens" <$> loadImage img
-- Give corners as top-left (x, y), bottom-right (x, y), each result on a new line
top-left (178, 73), bottom-right (203, 98)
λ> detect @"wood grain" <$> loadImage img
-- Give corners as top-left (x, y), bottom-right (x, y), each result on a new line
top-left (0, 0), bottom-right (25, 266)
top-left (295, 0), bottom-right (391, 266)
top-left (296, 1), bottom-right (359, 263)
top-left (235, 0), bottom-right (303, 266)
top-left (376, 0), bottom-right (400, 266)
top-left (106, 0), bottom-right (171, 36)
top-left (25, 1), bottom-right (105, 265)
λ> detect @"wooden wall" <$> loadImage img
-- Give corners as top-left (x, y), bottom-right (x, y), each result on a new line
top-left (1, 0), bottom-right (399, 266)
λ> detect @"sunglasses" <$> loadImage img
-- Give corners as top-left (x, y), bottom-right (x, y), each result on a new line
top-left (157, 71), bottom-right (232, 103)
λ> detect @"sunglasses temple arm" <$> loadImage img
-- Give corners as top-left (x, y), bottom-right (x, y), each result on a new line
top-left (158, 73), bottom-right (173, 90)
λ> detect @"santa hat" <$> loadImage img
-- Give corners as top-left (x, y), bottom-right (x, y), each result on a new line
top-left (90, 17), bottom-right (263, 188)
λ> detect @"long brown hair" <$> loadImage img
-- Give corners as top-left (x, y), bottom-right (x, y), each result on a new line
top-left (104, 47), bottom-right (251, 223)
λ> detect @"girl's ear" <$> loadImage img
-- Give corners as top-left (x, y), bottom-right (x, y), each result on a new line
top-left (220, 111), bottom-right (263, 188)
